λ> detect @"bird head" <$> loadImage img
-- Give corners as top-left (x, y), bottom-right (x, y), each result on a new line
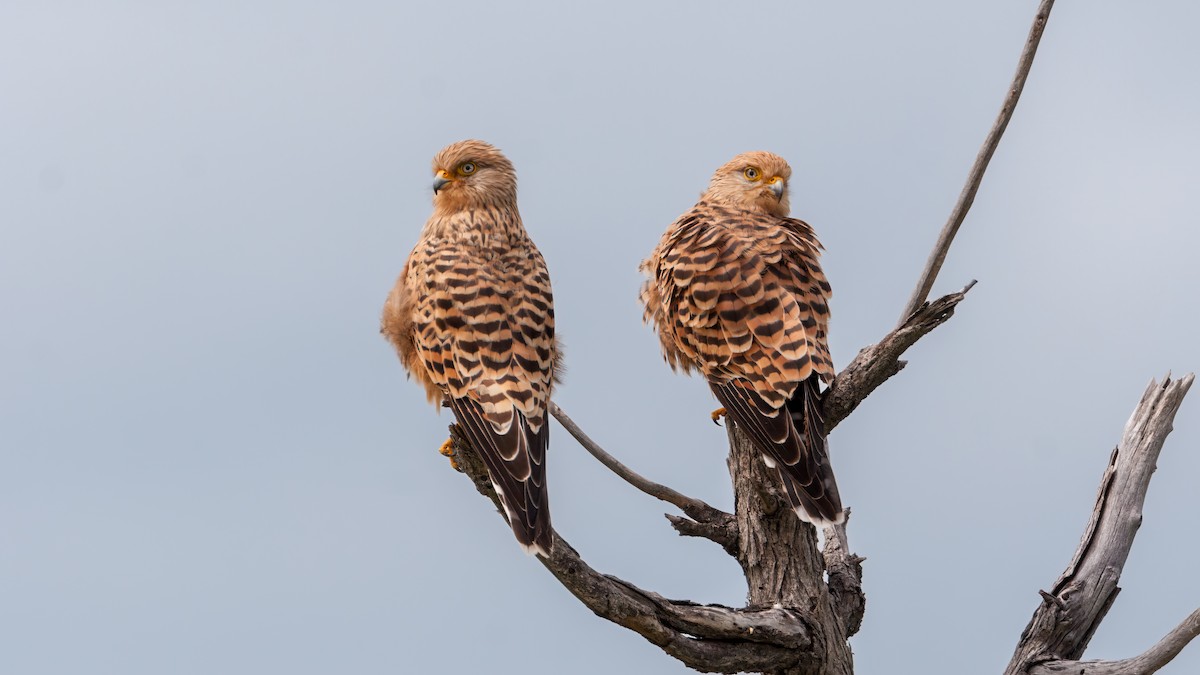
top-left (703, 151), bottom-right (792, 217)
top-left (429, 139), bottom-right (518, 211)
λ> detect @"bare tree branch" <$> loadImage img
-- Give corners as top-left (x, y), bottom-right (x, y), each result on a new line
top-left (825, 281), bottom-right (975, 432)
top-left (1031, 608), bottom-right (1200, 675)
top-left (1004, 374), bottom-right (1196, 675)
top-left (549, 402), bottom-right (732, 527)
top-left (665, 513), bottom-right (740, 556)
top-left (899, 0), bottom-right (1056, 324)
top-left (446, 424), bottom-right (814, 674)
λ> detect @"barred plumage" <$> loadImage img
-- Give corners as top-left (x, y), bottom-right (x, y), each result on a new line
top-left (382, 140), bottom-right (560, 556)
top-left (640, 151), bottom-right (844, 526)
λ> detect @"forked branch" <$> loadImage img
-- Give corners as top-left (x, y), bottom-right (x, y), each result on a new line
top-left (446, 424), bottom-right (813, 674)
top-left (1005, 374), bottom-right (1196, 675)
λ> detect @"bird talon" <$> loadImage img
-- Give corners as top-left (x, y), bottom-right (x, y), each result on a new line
top-left (711, 407), bottom-right (727, 425)
top-left (438, 437), bottom-right (460, 470)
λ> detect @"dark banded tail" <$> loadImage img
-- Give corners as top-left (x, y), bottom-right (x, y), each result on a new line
top-left (710, 374), bottom-right (844, 526)
top-left (448, 396), bottom-right (553, 556)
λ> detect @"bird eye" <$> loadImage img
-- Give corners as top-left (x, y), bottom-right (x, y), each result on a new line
top-left (743, 167), bottom-right (761, 181)
top-left (458, 162), bottom-right (477, 175)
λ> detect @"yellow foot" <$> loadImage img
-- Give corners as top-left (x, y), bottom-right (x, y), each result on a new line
top-left (711, 407), bottom-right (727, 425)
top-left (438, 437), bottom-right (460, 470)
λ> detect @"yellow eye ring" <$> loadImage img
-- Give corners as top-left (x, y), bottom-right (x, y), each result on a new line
top-left (743, 167), bottom-right (761, 181)
top-left (458, 162), bottom-right (477, 175)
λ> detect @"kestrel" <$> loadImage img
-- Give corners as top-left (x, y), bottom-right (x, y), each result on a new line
top-left (381, 139), bottom-right (560, 556)
top-left (639, 151), bottom-right (844, 527)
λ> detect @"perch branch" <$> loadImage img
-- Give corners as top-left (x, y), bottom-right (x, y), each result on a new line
top-left (550, 402), bottom-right (733, 528)
top-left (1031, 608), bottom-right (1200, 675)
top-left (1004, 374), bottom-right (1196, 675)
top-left (899, 0), bottom-right (1055, 324)
top-left (447, 424), bottom-right (812, 674)
top-left (824, 281), bottom-right (975, 431)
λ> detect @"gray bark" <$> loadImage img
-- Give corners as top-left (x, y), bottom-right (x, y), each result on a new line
top-left (449, 423), bottom-right (814, 674)
top-left (727, 425), bottom-right (858, 675)
top-left (1030, 608), bottom-right (1200, 675)
top-left (1005, 375), bottom-right (1198, 675)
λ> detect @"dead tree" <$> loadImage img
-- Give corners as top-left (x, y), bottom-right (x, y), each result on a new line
top-left (444, 1), bottom-right (1198, 672)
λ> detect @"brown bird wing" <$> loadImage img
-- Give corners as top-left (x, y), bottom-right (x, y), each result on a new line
top-left (402, 233), bottom-right (557, 556)
top-left (710, 376), bottom-right (842, 525)
top-left (642, 203), bottom-right (842, 525)
top-left (448, 396), bottom-right (551, 555)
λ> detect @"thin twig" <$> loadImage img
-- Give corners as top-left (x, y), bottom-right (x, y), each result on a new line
top-left (549, 402), bottom-right (732, 525)
top-left (899, 0), bottom-right (1056, 324)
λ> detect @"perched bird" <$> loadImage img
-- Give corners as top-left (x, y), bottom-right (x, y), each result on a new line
top-left (639, 151), bottom-right (844, 527)
top-left (381, 139), bottom-right (560, 556)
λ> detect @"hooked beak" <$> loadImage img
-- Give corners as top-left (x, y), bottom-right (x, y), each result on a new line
top-left (433, 169), bottom-right (451, 195)
top-left (767, 177), bottom-right (785, 199)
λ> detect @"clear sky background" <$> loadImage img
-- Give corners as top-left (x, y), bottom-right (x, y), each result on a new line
top-left (2, 1), bottom-right (1198, 673)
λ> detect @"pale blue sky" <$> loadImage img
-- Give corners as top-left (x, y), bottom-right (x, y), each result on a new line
top-left (2, 1), bottom-right (1198, 673)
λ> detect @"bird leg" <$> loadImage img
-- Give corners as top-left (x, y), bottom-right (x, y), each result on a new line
top-left (438, 437), bottom-right (460, 471)
top-left (711, 407), bottom-right (727, 425)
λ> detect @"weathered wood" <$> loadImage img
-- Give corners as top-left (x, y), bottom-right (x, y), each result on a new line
top-left (822, 517), bottom-right (866, 638)
top-left (1030, 608), bottom-right (1200, 675)
top-left (726, 424), bottom-right (856, 675)
top-left (450, 370), bottom-right (1197, 675)
top-left (666, 512), bottom-right (740, 557)
top-left (448, 424), bottom-right (815, 674)
top-left (1004, 375), bottom-right (1196, 675)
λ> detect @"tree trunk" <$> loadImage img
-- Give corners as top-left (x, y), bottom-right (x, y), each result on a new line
top-left (727, 425), bottom-right (855, 675)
